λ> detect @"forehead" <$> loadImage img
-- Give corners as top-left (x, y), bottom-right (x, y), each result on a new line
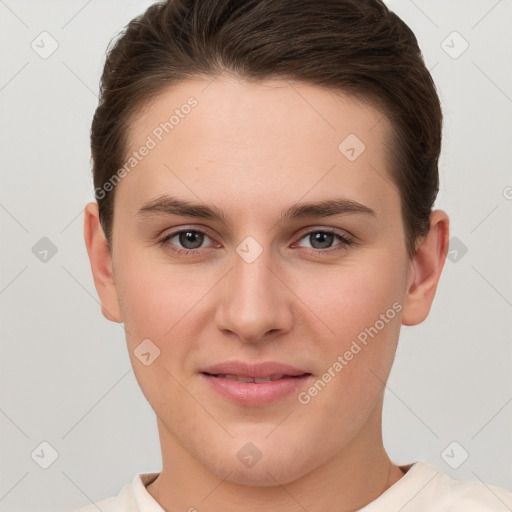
top-left (127, 74), bottom-right (390, 153)
top-left (118, 74), bottom-right (397, 221)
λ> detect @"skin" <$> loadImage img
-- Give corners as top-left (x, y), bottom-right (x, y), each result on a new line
top-left (84, 74), bottom-right (449, 512)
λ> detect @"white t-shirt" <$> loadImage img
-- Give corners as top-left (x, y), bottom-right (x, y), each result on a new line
top-left (76, 461), bottom-right (512, 511)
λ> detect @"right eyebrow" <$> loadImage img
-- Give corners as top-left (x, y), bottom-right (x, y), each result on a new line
top-left (136, 195), bottom-right (227, 222)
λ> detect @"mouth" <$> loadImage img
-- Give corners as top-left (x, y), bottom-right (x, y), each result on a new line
top-left (201, 372), bottom-right (311, 383)
top-left (199, 369), bottom-right (313, 406)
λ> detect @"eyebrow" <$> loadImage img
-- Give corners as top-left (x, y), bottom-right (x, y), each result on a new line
top-left (135, 195), bottom-right (376, 223)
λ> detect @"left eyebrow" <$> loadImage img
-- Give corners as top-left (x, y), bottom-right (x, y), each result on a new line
top-left (135, 195), bottom-right (376, 223)
top-left (279, 197), bottom-right (376, 222)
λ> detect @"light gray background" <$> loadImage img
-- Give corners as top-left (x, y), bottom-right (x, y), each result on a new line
top-left (1, 1), bottom-right (511, 511)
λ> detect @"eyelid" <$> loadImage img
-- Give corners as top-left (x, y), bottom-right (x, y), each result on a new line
top-left (291, 230), bottom-right (353, 253)
top-left (159, 224), bottom-right (354, 256)
top-left (159, 224), bottom-right (352, 242)
top-left (159, 224), bottom-right (217, 241)
top-left (159, 225), bottom-right (219, 248)
top-left (294, 225), bottom-right (353, 240)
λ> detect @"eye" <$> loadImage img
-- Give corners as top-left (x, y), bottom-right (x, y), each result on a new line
top-left (158, 227), bottom-right (353, 257)
top-left (294, 229), bottom-right (353, 253)
top-left (159, 229), bottom-right (216, 255)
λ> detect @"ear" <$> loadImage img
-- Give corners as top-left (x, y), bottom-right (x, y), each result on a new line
top-left (402, 210), bottom-right (450, 326)
top-left (83, 202), bottom-right (123, 323)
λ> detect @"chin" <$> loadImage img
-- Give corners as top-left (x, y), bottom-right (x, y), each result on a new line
top-left (218, 460), bottom-right (307, 488)
top-left (200, 440), bottom-right (319, 488)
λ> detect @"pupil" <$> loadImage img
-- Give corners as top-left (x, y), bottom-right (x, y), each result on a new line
top-left (180, 231), bottom-right (203, 249)
top-left (311, 232), bottom-right (333, 249)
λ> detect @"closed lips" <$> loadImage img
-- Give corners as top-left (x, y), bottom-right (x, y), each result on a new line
top-left (199, 360), bottom-right (312, 382)
top-left (202, 373), bottom-right (310, 382)
top-left (200, 363), bottom-right (314, 405)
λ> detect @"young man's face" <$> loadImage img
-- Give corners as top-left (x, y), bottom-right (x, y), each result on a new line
top-left (85, 75), bottom-right (447, 486)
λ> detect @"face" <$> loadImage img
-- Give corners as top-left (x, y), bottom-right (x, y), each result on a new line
top-left (101, 75), bottom-right (416, 485)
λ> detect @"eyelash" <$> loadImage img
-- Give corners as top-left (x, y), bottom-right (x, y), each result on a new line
top-left (158, 228), bottom-right (353, 257)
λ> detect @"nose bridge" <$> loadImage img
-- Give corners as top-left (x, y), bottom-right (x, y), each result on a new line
top-left (215, 237), bottom-right (291, 342)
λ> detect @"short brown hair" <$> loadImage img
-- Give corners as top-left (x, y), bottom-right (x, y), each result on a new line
top-left (90, 0), bottom-right (442, 258)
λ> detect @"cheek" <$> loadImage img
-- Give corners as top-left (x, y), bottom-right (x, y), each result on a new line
top-left (296, 257), bottom-right (405, 343)
top-left (115, 250), bottom-right (198, 340)
top-left (292, 253), bottom-right (405, 408)
top-left (114, 251), bottom-right (216, 397)
top-left (114, 256), bottom-right (197, 406)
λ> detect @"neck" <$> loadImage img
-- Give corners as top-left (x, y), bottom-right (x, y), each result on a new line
top-left (146, 405), bottom-right (405, 512)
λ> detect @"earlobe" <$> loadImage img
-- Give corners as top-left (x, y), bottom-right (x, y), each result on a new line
top-left (83, 202), bottom-right (123, 323)
top-left (401, 210), bottom-right (450, 326)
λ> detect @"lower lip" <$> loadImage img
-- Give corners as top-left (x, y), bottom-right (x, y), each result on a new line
top-left (200, 373), bottom-right (313, 406)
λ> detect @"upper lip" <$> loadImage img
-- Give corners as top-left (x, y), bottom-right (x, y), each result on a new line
top-left (200, 360), bottom-right (310, 379)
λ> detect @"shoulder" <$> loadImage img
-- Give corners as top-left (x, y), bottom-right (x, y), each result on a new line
top-left (75, 483), bottom-right (133, 512)
top-left (77, 495), bottom-right (121, 512)
top-left (435, 468), bottom-right (512, 511)
top-left (360, 461), bottom-right (512, 511)
top-left (403, 461), bottom-right (512, 511)
top-left (74, 472), bottom-right (161, 512)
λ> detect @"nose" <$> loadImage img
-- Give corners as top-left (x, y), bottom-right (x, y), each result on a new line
top-left (214, 243), bottom-right (293, 345)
